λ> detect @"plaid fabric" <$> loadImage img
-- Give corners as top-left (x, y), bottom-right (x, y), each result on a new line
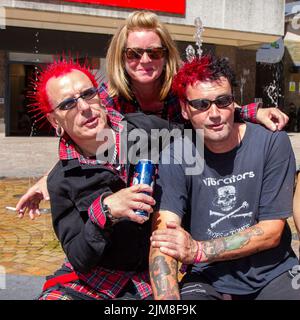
top-left (238, 102), bottom-right (259, 123)
top-left (69, 264), bottom-right (152, 299)
top-left (39, 270), bottom-right (151, 300)
top-left (99, 82), bottom-right (183, 123)
top-left (45, 262), bottom-right (152, 300)
top-left (88, 191), bottom-right (112, 228)
top-left (64, 282), bottom-right (108, 299)
top-left (39, 289), bottom-right (73, 300)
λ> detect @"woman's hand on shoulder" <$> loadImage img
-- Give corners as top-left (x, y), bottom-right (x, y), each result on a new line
top-left (256, 107), bottom-right (289, 131)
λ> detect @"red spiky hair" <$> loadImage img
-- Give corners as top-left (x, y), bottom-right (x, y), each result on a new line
top-left (27, 56), bottom-right (99, 127)
top-left (172, 55), bottom-right (237, 101)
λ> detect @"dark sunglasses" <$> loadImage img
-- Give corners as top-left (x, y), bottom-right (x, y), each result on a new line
top-left (54, 87), bottom-right (98, 111)
top-left (124, 47), bottom-right (167, 60)
top-left (186, 95), bottom-right (234, 111)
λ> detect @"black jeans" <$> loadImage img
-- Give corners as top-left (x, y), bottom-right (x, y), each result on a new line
top-left (180, 269), bottom-right (300, 300)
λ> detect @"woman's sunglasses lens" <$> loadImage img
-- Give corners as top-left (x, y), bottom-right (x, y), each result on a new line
top-left (149, 48), bottom-right (165, 59)
top-left (126, 49), bottom-right (140, 59)
top-left (125, 48), bottom-right (165, 60)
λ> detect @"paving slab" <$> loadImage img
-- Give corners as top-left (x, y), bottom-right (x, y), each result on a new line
top-left (0, 134), bottom-right (59, 178)
top-left (0, 275), bottom-right (45, 300)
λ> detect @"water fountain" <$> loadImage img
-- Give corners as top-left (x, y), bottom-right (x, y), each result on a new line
top-left (263, 63), bottom-right (283, 107)
top-left (30, 31), bottom-right (51, 214)
top-left (29, 32), bottom-right (40, 137)
top-left (185, 17), bottom-right (204, 61)
top-left (194, 17), bottom-right (204, 58)
top-left (240, 68), bottom-right (250, 106)
top-left (185, 45), bottom-right (196, 62)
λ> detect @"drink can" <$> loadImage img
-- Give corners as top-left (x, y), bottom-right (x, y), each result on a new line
top-left (131, 159), bottom-right (156, 218)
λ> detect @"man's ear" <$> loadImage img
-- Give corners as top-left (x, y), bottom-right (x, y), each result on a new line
top-left (46, 113), bottom-right (59, 130)
top-left (180, 101), bottom-right (189, 121)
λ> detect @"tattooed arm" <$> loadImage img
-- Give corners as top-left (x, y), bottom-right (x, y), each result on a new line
top-left (149, 210), bottom-right (182, 300)
top-left (151, 219), bottom-right (286, 264)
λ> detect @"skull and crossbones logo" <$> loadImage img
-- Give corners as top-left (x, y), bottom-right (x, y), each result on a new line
top-left (214, 185), bottom-right (237, 212)
top-left (210, 185), bottom-right (251, 229)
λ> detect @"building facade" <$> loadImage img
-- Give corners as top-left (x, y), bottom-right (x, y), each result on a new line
top-left (283, 0), bottom-right (300, 131)
top-left (0, 0), bottom-right (285, 136)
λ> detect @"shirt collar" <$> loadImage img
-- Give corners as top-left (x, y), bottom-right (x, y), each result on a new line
top-left (58, 109), bottom-right (124, 165)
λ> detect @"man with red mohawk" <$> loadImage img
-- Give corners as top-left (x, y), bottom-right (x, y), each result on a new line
top-left (29, 58), bottom-right (169, 300)
top-left (150, 55), bottom-right (300, 300)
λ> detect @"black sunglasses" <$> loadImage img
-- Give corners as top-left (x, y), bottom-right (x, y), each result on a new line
top-left (54, 87), bottom-right (98, 111)
top-left (186, 95), bottom-right (234, 111)
top-left (124, 47), bottom-right (167, 60)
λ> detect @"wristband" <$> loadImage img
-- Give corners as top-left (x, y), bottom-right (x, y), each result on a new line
top-left (101, 192), bottom-right (120, 226)
top-left (194, 241), bottom-right (202, 264)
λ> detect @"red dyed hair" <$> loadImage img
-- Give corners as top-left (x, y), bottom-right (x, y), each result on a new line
top-left (27, 57), bottom-right (99, 124)
top-left (172, 55), bottom-right (237, 101)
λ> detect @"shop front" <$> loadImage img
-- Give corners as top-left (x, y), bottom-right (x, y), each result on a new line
top-left (0, 0), bottom-right (285, 136)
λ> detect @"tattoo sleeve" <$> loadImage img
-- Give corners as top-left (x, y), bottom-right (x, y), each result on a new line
top-left (202, 225), bottom-right (264, 261)
top-left (149, 249), bottom-right (180, 300)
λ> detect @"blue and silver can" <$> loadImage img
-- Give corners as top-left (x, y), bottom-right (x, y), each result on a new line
top-left (131, 159), bottom-right (156, 218)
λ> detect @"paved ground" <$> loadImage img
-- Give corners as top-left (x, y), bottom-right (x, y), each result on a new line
top-left (0, 275), bottom-right (45, 300)
top-left (0, 131), bottom-right (299, 299)
top-left (0, 134), bottom-right (58, 178)
top-left (0, 178), bottom-right (64, 299)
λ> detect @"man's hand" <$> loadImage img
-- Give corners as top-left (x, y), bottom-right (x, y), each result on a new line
top-left (103, 184), bottom-right (156, 224)
top-left (151, 221), bottom-right (198, 264)
top-left (16, 175), bottom-right (49, 220)
top-left (256, 107), bottom-right (289, 131)
top-left (152, 220), bottom-right (285, 264)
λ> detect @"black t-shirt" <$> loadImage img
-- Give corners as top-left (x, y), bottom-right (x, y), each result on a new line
top-left (155, 122), bottom-right (298, 294)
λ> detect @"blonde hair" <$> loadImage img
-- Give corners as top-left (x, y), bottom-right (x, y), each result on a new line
top-left (106, 11), bottom-right (181, 101)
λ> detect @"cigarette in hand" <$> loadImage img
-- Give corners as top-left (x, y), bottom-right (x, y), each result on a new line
top-left (5, 206), bottom-right (17, 211)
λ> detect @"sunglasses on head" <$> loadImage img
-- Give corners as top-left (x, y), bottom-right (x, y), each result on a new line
top-left (186, 94), bottom-right (234, 111)
top-left (124, 47), bottom-right (167, 60)
top-left (54, 87), bottom-right (98, 111)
